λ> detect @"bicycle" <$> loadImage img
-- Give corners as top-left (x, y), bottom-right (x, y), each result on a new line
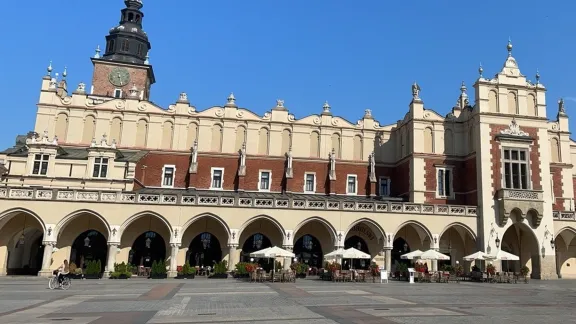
top-left (48, 273), bottom-right (71, 290)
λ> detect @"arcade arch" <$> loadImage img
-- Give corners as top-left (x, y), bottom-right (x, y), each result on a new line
top-left (343, 219), bottom-right (386, 269)
top-left (438, 223), bottom-right (477, 269)
top-left (180, 213), bottom-right (231, 268)
top-left (555, 227), bottom-right (576, 278)
top-left (238, 215), bottom-right (285, 270)
top-left (292, 217), bottom-right (338, 268)
top-left (392, 221), bottom-right (433, 267)
top-left (119, 212), bottom-right (172, 268)
top-left (0, 208), bottom-right (46, 276)
top-left (500, 222), bottom-right (540, 278)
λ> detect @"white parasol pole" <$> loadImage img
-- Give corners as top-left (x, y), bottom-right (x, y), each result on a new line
top-left (271, 253), bottom-right (276, 282)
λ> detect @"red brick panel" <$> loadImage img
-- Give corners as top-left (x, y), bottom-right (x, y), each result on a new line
top-left (388, 161), bottom-right (409, 199)
top-left (422, 156), bottom-right (477, 206)
top-left (332, 163), bottom-right (370, 195)
top-left (290, 160), bottom-right (329, 194)
top-left (92, 62), bottom-right (150, 98)
top-left (243, 158), bottom-right (286, 192)
top-left (135, 152), bottom-right (189, 188)
top-left (194, 156), bottom-right (239, 190)
top-left (551, 167), bottom-right (565, 211)
top-left (490, 124), bottom-right (542, 195)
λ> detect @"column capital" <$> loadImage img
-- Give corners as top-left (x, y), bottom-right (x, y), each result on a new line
top-left (170, 243), bottom-right (181, 248)
top-left (282, 245), bottom-right (293, 251)
top-left (227, 244), bottom-right (238, 249)
top-left (107, 242), bottom-right (120, 247)
top-left (42, 241), bottom-right (57, 247)
top-left (383, 246), bottom-right (393, 251)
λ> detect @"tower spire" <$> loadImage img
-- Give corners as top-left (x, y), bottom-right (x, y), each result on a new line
top-left (101, 0), bottom-right (151, 64)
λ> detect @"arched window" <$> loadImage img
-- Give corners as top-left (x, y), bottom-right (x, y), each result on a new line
top-left (258, 128), bottom-right (270, 155)
top-left (234, 126), bottom-right (246, 152)
top-left (281, 129), bottom-right (291, 155)
top-left (507, 92), bottom-right (517, 114)
top-left (527, 93), bottom-right (537, 116)
top-left (211, 124), bottom-right (223, 152)
top-left (423, 127), bottom-right (434, 153)
top-left (310, 131), bottom-right (320, 158)
top-left (55, 113), bottom-right (68, 143)
top-left (488, 90), bottom-right (498, 112)
top-left (135, 119), bottom-right (148, 147)
top-left (331, 133), bottom-right (341, 158)
top-left (82, 115), bottom-right (96, 144)
top-left (186, 123), bottom-right (198, 148)
top-left (353, 135), bottom-right (363, 160)
top-left (121, 40), bottom-right (130, 52)
top-left (551, 138), bottom-right (560, 162)
top-left (109, 117), bottom-right (123, 145)
top-left (161, 121), bottom-right (174, 150)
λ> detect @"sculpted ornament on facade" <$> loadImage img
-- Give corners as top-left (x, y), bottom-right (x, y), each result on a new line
top-left (500, 118), bottom-right (529, 137)
top-left (369, 151), bottom-right (377, 183)
top-left (238, 142), bottom-right (246, 176)
top-left (329, 148), bottom-right (336, 180)
top-left (26, 131), bottom-right (58, 146)
top-left (91, 134), bottom-right (116, 149)
top-left (189, 139), bottom-right (198, 173)
top-left (285, 147), bottom-right (293, 178)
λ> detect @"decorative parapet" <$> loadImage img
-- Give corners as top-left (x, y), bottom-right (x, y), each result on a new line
top-left (0, 187), bottom-right (477, 217)
top-left (553, 211), bottom-right (576, 221)
top-left (26, 131), bottom-right (58, 146)
top-left (496, 189), bottom-right (544, 226)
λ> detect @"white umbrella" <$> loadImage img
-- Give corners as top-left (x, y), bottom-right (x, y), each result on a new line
top-left (400, 249), bottom-right (423, 260)
top-left (250, 246), bottom-right (295, 258)
top-left (324, 248), bottom-right (346, 261)
top-left (418, 249), bottom-right (450, 261)
top-left (463, 251), bottom-right (490, 261)
top-left (486, 250), bottom-right (519, 261)
top-left (341, 248), bottom-right (371, 259)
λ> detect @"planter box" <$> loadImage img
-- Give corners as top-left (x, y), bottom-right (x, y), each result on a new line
top-left (175, 274), bottom-right (195, 279)
top-left (208, 273), bottom-right (228, 279)
top-left (84, 274), bottom-right (101, 279)
top-left (110, 274), bottom-right (130, 279)
top-left (149, 274), bottom-right (168, 279)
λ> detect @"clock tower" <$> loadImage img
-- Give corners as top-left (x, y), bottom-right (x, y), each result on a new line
top-left (90, 0), bottom-right (155, 100)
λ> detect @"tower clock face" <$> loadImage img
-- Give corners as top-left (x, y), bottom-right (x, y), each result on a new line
top-left (108, 67), bottom-right (131, 87)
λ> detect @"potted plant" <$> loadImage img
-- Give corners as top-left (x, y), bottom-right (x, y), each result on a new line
top-left (84, 260), bottom-right (102, 279)
top-left (486, 263), bottom-right (496, 277)
top-left (291, 262), bottom-right (308, 278)
top-left (149, 260), bottom-right (168, 279)
top-left (176, 262), bottom-right (196, 279)
top-left (520, 265), bottom-right (530, 283)
top-left (396, 263), bottom-right (408, 280)
top-left (110, 262), bottom-right (132, 279)
top-left (454, 264), bottom-right (464, 277)
top-left (208, 261), bottom-right (228, 279)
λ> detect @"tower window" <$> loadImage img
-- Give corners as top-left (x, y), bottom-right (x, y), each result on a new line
top-left (137, 44), bottom-right (144, 57)
top-left (128, 13), bottom-right (134, 21)
top-left (121, 40), bottom-right (129, 52)
top-left (136, 15), bottom-right (141, 22)
top-left (114, 89), bottom-right (123, 98)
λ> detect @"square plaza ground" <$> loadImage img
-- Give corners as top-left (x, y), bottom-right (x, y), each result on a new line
top-left (0, 277), bottom-right (575, 324)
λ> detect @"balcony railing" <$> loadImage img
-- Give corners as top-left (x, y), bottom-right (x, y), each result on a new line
top-left (553, 211), bottom-right (576, 221)
top-left (497, 188), bottom-right (543, 201)
top-left (0, 187), bottom-right (477, 217)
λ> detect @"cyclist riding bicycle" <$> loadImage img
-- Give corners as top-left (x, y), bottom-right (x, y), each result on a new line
top-left (54, 259), bottom-right (70, 284)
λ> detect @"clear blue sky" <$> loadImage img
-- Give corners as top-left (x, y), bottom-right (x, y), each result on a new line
top-left (1, 1), bottom-right (574, 149)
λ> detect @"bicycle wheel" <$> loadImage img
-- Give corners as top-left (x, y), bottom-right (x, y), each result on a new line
top-left (48, 277), bottom-right (57, 290)
top-left (61, 278), bottom-right (71, 290)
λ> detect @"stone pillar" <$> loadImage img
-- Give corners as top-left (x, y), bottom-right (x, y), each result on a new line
top-left (282, 245), bottom-right (293, 270)
top-left (104, 243), bottom-right (118, 277)
top-left (227, 245), bottom-right (237, 271)
top-left (38, 241), bottom-right (56, 277)
top-left (384, 248), bottom-right (392, 271)
top-left (539, 255), bottom-right (558, 280)
top-left (168, 244), bottom-right (179, 278)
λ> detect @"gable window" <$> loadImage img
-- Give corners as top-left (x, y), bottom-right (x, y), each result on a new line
top-left (114, 89), bottom-right (123, 98)
top-left (436, 167), bottom-right (453, 198)
top-left (346, 175), bottom-right (358, 195)
top-left (162, 165), bottom-right (175, 187)
top-left (304, 173), bottom-right (316, 193)
top-left (32, 154), bottom-right (49, 175)
top-left (503, 148), bottom-right (529, 189)
top-left (210, 168), bottom-right (224, 190)
top-left (93, 157), bottom-right (109, 178)
top-left (258, 171), bottom-right (271, 191)
top-left (379, 177), bottom-right (391, 197)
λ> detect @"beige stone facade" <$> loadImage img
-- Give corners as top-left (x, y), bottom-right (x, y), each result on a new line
top-left (1, 3), bottom-right (576, 280)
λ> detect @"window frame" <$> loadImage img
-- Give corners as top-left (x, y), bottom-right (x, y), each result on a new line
top-left (161, 164), bottom-right (176, 188)
top-left (346, 174), bottom-right (358, 195)
top-left (303, 172), bottom-right (316, 194)
top-left (501, 147), bottom-right (530, 190)
top-left (114, 89), bottom-right (123, 98)
top-left (258, 170), bottom-right (272, 192)
top-left (435, 166), bottom-right (454, 199)
top-left (210, 167), bottom-right (224, 190)
top-left (31, 154), bottom-right (50, 176)
top-left (378, 176), bottom-right (391, 197)
top-left (92, 157), bottom-right (109, 179)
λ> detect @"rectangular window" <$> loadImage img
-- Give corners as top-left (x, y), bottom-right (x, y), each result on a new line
top-left (114, 89), bottom-right (122, 98)
top-left (137, 43), bottom-right (144, 56)
top-left (379, 177), bottom-right (391, 197)
top-left (211, 168), bottom-right (224, 190)
top-left (346, 175), bottom-right (358, 195)
top-left (436, 168), bottom-right (453, 198)
top-left (92, 157), bottom-right (109, 178)
top-left (503, 148), bottom-right (529, 189)
top-left (32, 154), bottom-right (49, 175)
top-left (304, 173), bottom-right (316, 193)
top-left (121, 40), bottom-right (130, 52)
top-left (259, 171), bottom-right (271, 191)
top-left (162, 165), bottom-right (175, 187)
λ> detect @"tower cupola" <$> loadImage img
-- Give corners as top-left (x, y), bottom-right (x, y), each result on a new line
top-left (103, 0), bottom-right (151, 64)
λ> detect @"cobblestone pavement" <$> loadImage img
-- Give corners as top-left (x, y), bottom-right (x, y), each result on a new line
top-left (1, 277), bottom-right (576, 323)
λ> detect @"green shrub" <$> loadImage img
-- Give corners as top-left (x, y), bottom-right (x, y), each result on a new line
top-left (213, 260), bottom-right (228, 274)
top-left (151, 260), bottom-right (167, 276)
top-left (235, 262), bottom-right (249, 275)
top-left (180, 262), bottom-right (195, 275)
top-left (85, 260), bottom-right (102, 275)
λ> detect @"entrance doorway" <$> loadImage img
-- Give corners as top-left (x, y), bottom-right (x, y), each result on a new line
top-left (188, 232), bottom-right (222, 267)
top-left (294, 234), bottom-right (323, 268)
top-left (130, 231), bottom-right (166, 268)
top-left (70, 230), bottom-right (107, 272)
top-left (344, 235), bottom-right (370, 270)
top-left (241, 233), bottom-right (273, 270)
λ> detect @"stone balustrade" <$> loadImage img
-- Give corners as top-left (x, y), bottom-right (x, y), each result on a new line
top-left (0, 187), bottom-right (477, 216)
top-left (553, 211), bottom-right (576, 221)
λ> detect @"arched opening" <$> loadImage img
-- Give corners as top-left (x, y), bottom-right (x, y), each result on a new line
top-left (70, 230), bottom-right (107, 273)
top-left (392, 222), bottom-right (432, 270)
top-left (293, 235), bottom-right (323, 268)
top-left (180, 214), bottom-right (230, 270)
top-left (438, 224), bottom-right (477, 272)
top-left (120, 213), bottom-right (171, 271)
top-left (501, 223), bottom-right (540, 278)
top-left (0, 210), bottom-right (45, 276)
top-left (188, 233), bottom-right (222, 267)
top-left (241, 233), bottom-right (273, 270)
top-left (344, 236), bottom-right (369, 270)
top-left (130, 231), bottom-right (166, 268)
top-left (555, 228), bottom-right (576, 278)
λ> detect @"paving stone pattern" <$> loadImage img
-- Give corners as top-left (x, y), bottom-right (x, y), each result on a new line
top-left (0, 277), bottom-right (575, 323)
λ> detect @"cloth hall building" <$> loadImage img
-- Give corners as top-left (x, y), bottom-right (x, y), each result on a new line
top-left (1, 0), bottom-right (575, 279)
